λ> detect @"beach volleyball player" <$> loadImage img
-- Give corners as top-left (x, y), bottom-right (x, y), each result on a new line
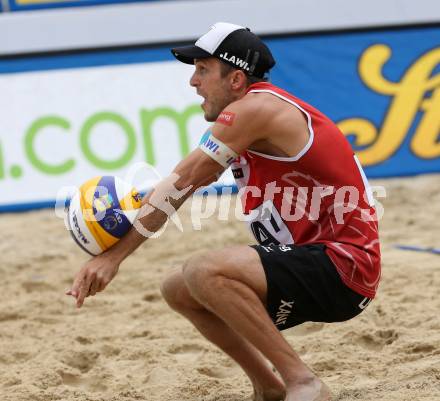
top-left (67, 23), bottom-right (381, 401)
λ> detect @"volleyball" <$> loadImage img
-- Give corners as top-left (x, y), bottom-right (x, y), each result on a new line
top-left (67, 176), bottom-right (142, 255)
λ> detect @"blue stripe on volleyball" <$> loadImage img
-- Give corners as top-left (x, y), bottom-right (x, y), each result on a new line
top-left (95, 176), bottom-right (132, 239)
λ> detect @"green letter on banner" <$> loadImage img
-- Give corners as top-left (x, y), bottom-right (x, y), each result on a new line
top-left (140, 105), bottom-right (202, 165)
top-left (80, 112), bottom-right (136, 170)
top-left (25, 116), bottom-right (75, 175)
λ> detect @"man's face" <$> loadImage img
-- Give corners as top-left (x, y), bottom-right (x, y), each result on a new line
top-left (190, 58), bottom-right (235, 122)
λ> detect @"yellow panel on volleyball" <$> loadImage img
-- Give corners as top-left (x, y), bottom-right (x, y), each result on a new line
top-left (119, 190), bottom-right (142, 211)
top-left (79, 177), bottom-right (119, 251)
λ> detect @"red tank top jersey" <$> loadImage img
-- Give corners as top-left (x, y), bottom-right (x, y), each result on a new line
top-left (231, 82), bottom-right (381, 298)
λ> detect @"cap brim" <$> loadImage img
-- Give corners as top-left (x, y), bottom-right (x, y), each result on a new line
top-left (171, 45), bottom-right (212, 64)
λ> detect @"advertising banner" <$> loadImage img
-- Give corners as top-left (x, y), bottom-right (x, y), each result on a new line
top-left (1, 25), bottom-right (439, 211)
top-left (269, 26), bottom-right (440, 178)
top-left (0, 58), bottom-right (219, 210)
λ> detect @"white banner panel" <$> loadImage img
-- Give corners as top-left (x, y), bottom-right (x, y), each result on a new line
top-left (2, 0), bottom-right (440, 55)
top-left (0, 60), bottom-right (234, 209)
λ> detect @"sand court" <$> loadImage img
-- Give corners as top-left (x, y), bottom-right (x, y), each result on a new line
top-left (0, 174), bottom-right (439, 401)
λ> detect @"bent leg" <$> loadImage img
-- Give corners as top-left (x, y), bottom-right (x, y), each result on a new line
top-left (182, 246), bottom-right (331, 401)
top-left (161, 267), bottom-right (285, 401)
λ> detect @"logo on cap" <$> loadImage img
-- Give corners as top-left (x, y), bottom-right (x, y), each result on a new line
top-left (220, 52), bottom-right (250, 71)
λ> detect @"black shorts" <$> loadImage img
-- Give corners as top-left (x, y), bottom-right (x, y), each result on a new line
top-left (251, 243), bottom-right (371, 331)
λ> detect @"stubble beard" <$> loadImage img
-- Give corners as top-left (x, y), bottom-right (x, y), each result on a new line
top-left (204, 91), bottom-right (235, 122)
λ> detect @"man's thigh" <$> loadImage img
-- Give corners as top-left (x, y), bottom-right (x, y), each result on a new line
top-left (190, 245), bottom-right (269, 306)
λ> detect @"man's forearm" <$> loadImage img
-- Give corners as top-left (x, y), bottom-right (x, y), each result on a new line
top-left (105, 204), bottom-right (174, 264)
top-left (105, 175), bottom-right (194, 263)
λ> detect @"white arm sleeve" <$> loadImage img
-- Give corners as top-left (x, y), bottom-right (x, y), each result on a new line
top-left (199, 131), bottom-right (238, 168)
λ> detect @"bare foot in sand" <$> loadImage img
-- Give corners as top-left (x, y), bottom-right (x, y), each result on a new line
top-left (253, 386), bottom-right (286, 401)
top-left (252, 376), bottom-right (286, 401)
top-left (285, 377), bottom-right (331, 401)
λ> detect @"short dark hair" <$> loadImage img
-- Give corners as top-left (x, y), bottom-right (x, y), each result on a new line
top-left (219, 62), bottom-right (268, 86)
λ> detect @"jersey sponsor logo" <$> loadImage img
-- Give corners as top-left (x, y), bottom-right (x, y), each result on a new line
top-left (232, 167), bottom-right (244, 178)
top-left (219, 52), bottom-right (250, 71)
top-left (275, 299), bottom-right (294, 326)
top-left (216, 111), bottom-right (236, 126)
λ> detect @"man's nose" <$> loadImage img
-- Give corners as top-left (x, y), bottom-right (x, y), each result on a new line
top-left (190, 72), bottom-right (199, 87)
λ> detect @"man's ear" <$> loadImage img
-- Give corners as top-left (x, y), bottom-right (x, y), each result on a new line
top-left (230, 70), bottom-right (248, 91)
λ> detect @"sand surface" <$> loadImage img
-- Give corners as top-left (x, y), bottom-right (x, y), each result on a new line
top-left (0, 174), bottom-right (439, 401)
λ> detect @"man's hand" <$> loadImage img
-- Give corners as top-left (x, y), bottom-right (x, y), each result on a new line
top-left (66, 252), bottom-right (120, 308)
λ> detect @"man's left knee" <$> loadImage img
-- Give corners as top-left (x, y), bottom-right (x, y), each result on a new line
top-left (182, 253), bottom-right (227, 290)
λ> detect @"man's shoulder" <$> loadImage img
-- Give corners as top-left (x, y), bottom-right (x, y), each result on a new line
top-left (232, 90), bottom-right (281, 117)
top-left (241, 86), bottom-right (306, 125)
top-left (219, 84), bottom-right (306, 136)
top-left (219, 92), bottom-right (272, 128)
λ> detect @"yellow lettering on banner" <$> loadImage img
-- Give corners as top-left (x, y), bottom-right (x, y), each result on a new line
top-left (338, 44), bottom-right (440, 165)
top-left (411, 86), bottom-right (440, 158)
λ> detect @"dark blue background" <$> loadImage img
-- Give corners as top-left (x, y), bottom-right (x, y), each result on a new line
top-left (6, 0), bottom-right (157, 12)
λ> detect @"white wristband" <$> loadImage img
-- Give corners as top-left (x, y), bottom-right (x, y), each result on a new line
top-left (199, 132), bottom-right (238, 168)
